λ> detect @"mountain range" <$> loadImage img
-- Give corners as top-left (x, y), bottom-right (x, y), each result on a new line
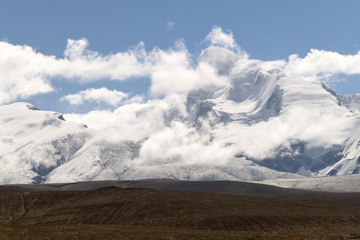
top-left (1, 46), bottom-right (360, 189)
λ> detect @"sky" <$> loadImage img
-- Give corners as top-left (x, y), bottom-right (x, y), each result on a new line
top-left (1, 0), bottom-right (360, 115)
top-left (2, 0), bottom-right (360, 174)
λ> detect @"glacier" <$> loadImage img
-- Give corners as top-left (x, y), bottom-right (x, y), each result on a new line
top-left (1, 46), bottom-right (360, 186)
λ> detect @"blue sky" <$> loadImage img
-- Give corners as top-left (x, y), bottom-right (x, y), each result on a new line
top-left (1, 0), bottom-right (360, 114)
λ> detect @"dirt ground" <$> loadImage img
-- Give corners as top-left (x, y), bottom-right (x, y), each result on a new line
top-left (0, 184), bottom-right (360, 239)
top-left (1, 224), bottom-right (360, 240)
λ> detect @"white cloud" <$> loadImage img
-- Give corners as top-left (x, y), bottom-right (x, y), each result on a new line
top-left (138, 121), bottom-right (235, 165)
top-left (226, 104), bottom-right (355, 160)
top-left (62, 39), bottom-right (360, 165)
top-left (62, 39), bottom-right (149, 82)
top-left (204, 26), bottom-right (246, 56)
top-left (123, 95), bottom-right (144, 104)
top-left (64, 93), bottom-right (236, 165)
top-left (0, 41), bottom-right (56, 104)
top-left (259, 49), bottom-right (360, 83)
top-left (0, 30), bottom-right (227, 105)
top-left (64, 94), bottom-right (189, 140)
top-left (0, 39), bottom-right (149, 105)
top-left (3, 25), bottom-right (360, 174)
top-left (2, 25), bottom-right (360, 107)
top-left (63, 71), bottom-right (356, 165)
top-left (166, 21), bottom-right (174, 31)
top-left (285, 49), bottom-right (360, 80)
top-left (60, 87), bottom-right (130, 106)
top-left (147, 40), bottom-right (228, 96)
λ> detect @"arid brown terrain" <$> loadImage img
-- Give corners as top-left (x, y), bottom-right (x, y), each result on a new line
top-left (1, 180), bottom-right (360, 239)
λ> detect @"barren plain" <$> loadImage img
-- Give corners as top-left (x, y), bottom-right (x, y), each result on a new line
top-left (0, 180), bottom-right (360, 239)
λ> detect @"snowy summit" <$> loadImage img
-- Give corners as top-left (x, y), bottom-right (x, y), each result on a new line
top-left (2, 43), bottom-right (360, 190)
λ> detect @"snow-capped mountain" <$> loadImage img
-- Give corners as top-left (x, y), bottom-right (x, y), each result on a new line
top-left (1, 46), bottom-right (360, 185)
top-left (261, 174), bottom-right (360, 192)
top-left (0, 102), bottom-right (302, 184)
top-left (188, 47), bottom-right (360, 177)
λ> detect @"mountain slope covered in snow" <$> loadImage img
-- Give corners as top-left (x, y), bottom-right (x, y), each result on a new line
top-left (1, 46), bottom-right (360, 185)
top-left (0, 102), bottom-right (302, 184)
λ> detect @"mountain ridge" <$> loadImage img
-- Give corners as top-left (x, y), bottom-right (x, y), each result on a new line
top-left (1, 46), bottom-right (360, 186)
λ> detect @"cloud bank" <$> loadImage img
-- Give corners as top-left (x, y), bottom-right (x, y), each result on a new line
top-left (2, 26), bottom-right (360, 167)
top-left (1, 26), bottom-right (360, 105)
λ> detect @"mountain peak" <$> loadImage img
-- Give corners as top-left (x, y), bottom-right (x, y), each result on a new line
top-left (1, 48), bottom-right (360, 185)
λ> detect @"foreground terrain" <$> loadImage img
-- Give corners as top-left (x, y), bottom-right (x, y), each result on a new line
top-left (1, 180), bottom-right (360, 239)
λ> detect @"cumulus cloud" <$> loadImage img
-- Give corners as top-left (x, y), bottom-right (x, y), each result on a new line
top-left (147, 41), bottom-right (228, 96)
top-left (3, 25), bottom-right (360, 105)
top-left (205, 26), bottom-right (246, 56)
top-left (0, 28), bottom-right (229, 105)
top-left (285, 49), bottom-right (360, 81)
top-left (0, 39), bottom-right (149, 105)
top-left (60, 87), bottom-right (130, 106)
top-left (166, 21), bottom-right (174, 31)
top-left (62, 39), bottom-right (149, 82)
top-left (0, 41), bottom-right (56, 104)
top-left (258, 49), bottom-right (360, 84)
